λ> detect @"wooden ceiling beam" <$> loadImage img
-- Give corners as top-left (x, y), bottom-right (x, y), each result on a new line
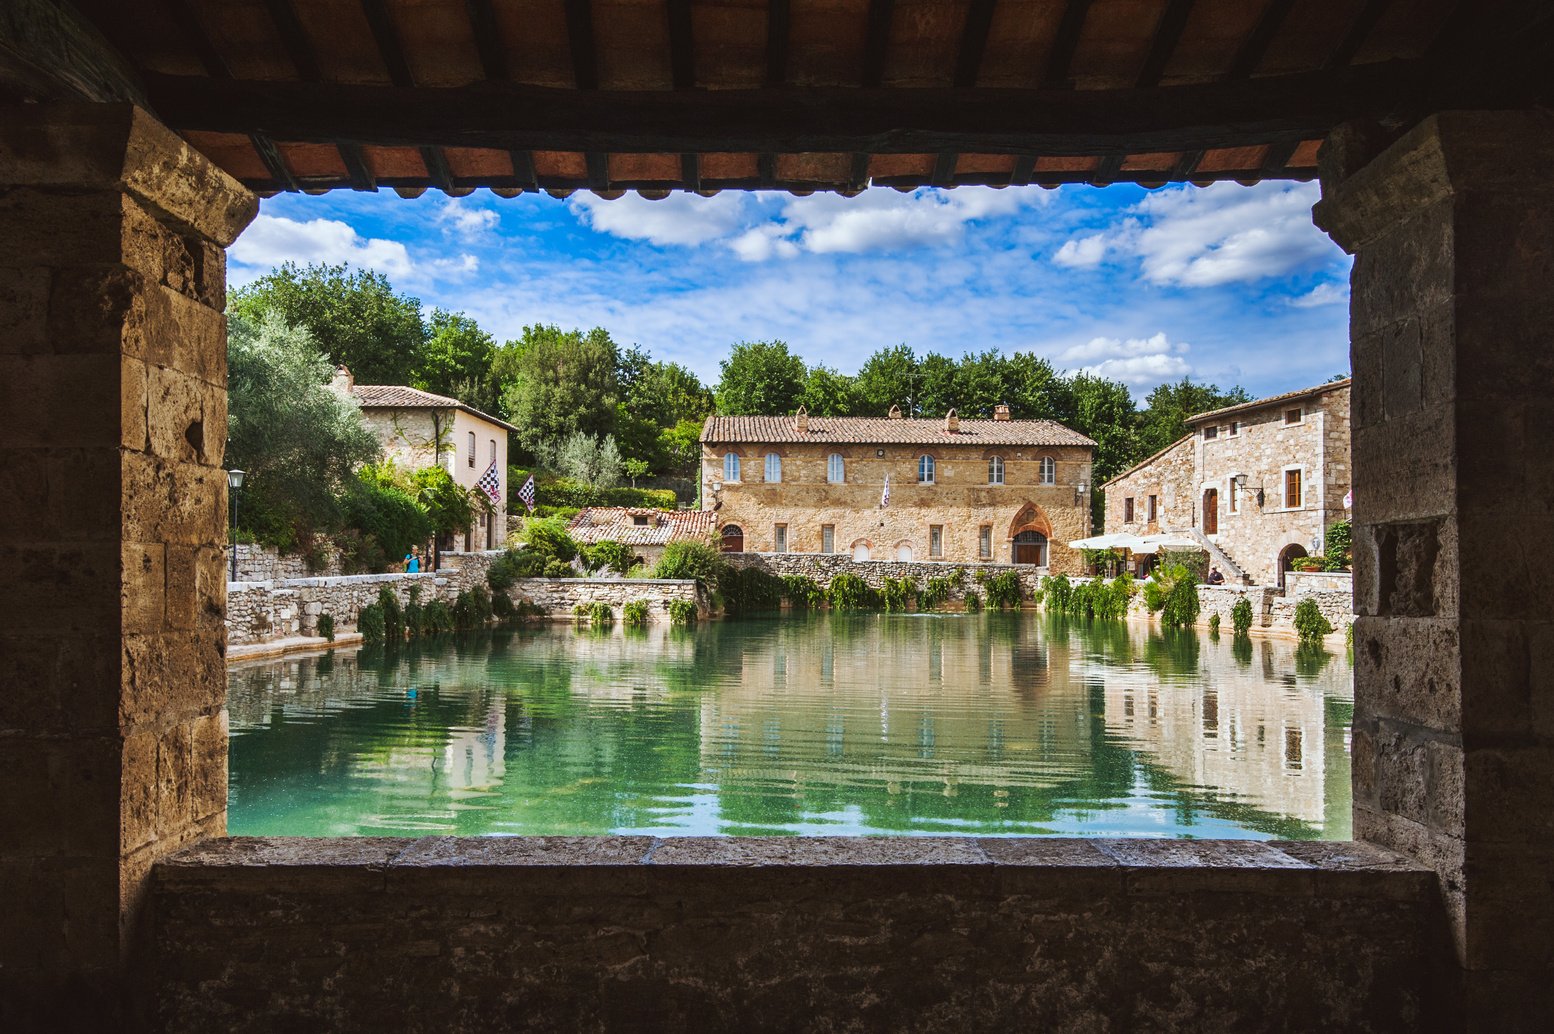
top-left (262, 0), bottom-right (321, 81)
top-left (1326, 0), bottom-right (1391, 69)
top-left (1042, 0), bottom-right (1095, 90)
top-left (465, 0), bottom-right (509, 81)
top-left (1135, 0), bottom-right (1195, 89)
top-left (954, 0), bottom-right (997, 88)
top-left (766, 0), bottom-right (790, 87)
top-left (361, 0), bottom-right (415, 87)
top-left (565, 0), bottom-right (598, 91)
top-left (144, 59), bottom-right (1429, 157)
top-left (862, 0), bottom-right (894, 88)
top-left (930, 151), bottom-right (957, 187)
top-left (1226, 0), bottom-right (1293, 80)
top-left (0, 0), bottom-right (148, 106)
top-left (667, 0), bottom-right (695, 90)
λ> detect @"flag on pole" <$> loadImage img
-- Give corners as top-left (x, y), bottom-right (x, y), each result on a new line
top-left (516, 472), bottom-right (537, 513)
top-left (880, 473), bottom-right (890, 509)
top-left (476, 460), bottom-right (504, 507)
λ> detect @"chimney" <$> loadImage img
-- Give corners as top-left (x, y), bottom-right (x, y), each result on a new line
top-left (794, 405), bottom-right (809, 433)
top-left (944, 408), bottom-right (959, 433)
top-left (331, 365), bottom-right (355, 393)
top-left (888, 404), bottom-right (904, 420)
top-left (993, 403), bottom-right (1011, 421)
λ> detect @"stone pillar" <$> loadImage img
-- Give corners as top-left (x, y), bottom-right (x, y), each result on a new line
top-left (1315, 111), bottom-right (1554, 1028)
top-left (0, 104), bottom-right (254, 1025)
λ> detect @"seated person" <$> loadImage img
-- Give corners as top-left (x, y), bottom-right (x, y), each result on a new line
top-left (1206, 566), bottom-right (1224, 585)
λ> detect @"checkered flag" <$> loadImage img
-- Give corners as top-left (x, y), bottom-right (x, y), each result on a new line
top-left (476, 460), bottom-right (504, 507)
top-left (516, 472), bottom-right (536, 513)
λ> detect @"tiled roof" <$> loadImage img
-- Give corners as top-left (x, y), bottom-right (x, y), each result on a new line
top-left (566, 507), bottom-right (715, 548)
top-left (1100, 435), bottom-right (1194, 490)
top-left (1187, 379), bottom-right (1351, 426)
top-left (700, 415), bottom-right (1095, 449)
top-left (351, 385), bottom-right (520, 433)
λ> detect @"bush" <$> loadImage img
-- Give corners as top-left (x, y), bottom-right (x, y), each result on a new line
top-left (1324, 520), bottom-right (1353, 572)
top-left (378, 586), bottom-right (403, 643)
top-left (1231, 595), bottom-right (1254, 636)
top-left (572, 604), bottom-right (589, 621)
top-left (582, 540), bottom-right (636, 576)
top-left (623, 599), bottom-right (650, 627)
top-left (358, 603), bottom-right (385, 643)
top-left (341, 471), bottom-right (433, 572)
top-left (668, 598), bottom-right (698, 626)
top-left (717, 566), bottom-right (784, 615)
top-left (317, 613), bottom-right (335, 641)
top-left (1294, 598), bottom-right (1335, 644)
top-left (781, 575), bottom-right (825, 610)
top-left (587, 601), bottom-right (614, 627)
top-left (486, 549), bottom-right (526, 592)
top-left (1042, 574), bottom-right (1073, 613)
top-left (652, 540), bottom-right (728, 593)
top-left (880, 576), bottom-right (915, 612)
top-left (984, 571), bottom-right (1023, 611)
top-left (827, 573), bottom-right (879, 611)
top-left (404, 585), bottom-right (423, 638)
top-left (1159, 548), bottom-right (1208, 584)
top-left (518, 515), bottom-right (578, 564)
top-left (1208, 613), bottom-right (1220, 635)
top-left (1291, 555), bottom-right (1325, 572)
top-left (1161, 571), bottom-right (1200, 629)
top-left (453, 586), bottom-right (493, 630)
top-left (544, 559), bottom-right (573, 578)
top-left (919, 573), bottom-right (960, 611)
top-left (421, 599), bottom-right (454, 634)
top-left (963, 590), bottom-right (982, 613)
top-left (513, 472), bottom-right (677, 512)
top-left (1091, 577), bottom-right (1132, 621)
top-left (492, 592), bottom-right (516, 619)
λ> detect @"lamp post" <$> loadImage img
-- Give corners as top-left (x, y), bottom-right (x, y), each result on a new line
top-left (227, 469), bottom-right (245, 581)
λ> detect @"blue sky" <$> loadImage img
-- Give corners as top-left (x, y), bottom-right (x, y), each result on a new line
top-left (229, 178), bottom-right (1352, 400)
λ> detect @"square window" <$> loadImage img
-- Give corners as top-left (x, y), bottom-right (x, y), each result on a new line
top-left (1284, 407), bottom-right (1303, 425)
top-left (1228, 420), bottom-right (1240, 436)
top-left (1203, 425), bottom-right (1218, 440)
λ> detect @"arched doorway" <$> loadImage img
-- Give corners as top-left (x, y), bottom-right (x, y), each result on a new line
top-left (1203, 488), bottom-right (1219, 535)
top-left (1277, 543), bottom-right (1307, 588)
top-left (895, 541), bottom-right (914, 562)
top-left (720, 524), bottom-right (744, 553)
top-left (851, 540), bottom-right (872, 562)
top-left (1012, 530), bottom-right (1048, 566)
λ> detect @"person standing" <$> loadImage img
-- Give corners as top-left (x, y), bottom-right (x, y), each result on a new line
top-left (404, 546), bottom-right (421, 573)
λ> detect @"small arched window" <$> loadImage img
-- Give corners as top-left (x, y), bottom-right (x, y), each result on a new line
top-left (723, 452), bottom-right (741, 482)
top-left (467, 431), bottom-right (476, 468)
top-left (489, 439), bottom-right (496, 466)
top-left (918, 454), bottom-right (935, 484)
top-left (827, 453), bottom-right (845, 483)
top-left (1039, 456), bottom-right (1056, 485)
top-left (765, 453), bottom-right (782, 483)
top-left (988, 455), bottom-right (1005, 485)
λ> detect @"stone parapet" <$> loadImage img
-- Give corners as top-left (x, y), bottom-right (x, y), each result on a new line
top-left (1285, 570), bottom-right (1354, 595)
top-left (223, 543), bottom-right (342, 582)
top-left (509, 577), bottom-right (704, 621)
top-left (727, 551), bottom-right (1046, 601)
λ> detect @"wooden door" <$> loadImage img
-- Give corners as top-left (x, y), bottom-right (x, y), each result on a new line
top-left (1203, 489), bottom-right (1218, 535)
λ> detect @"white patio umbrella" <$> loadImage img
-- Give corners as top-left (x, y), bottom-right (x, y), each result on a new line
top-left (1133, 533), bottom-right (1204, 554)
top-left (1067, 532), bottom-right (1149, 551)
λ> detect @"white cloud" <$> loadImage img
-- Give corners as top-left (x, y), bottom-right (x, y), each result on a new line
top-left (1124, 182), bottom-right (1337, 287)
top-left (229, 214), bottom-right (414, 280)
top-left (568, 191), bottom-right (748, 246)
top-left (1059, 331), bottom-right (1192, 386)
top-left (437, 201), bottom-right (498, 236)
top-left (782, 188), bottom-right (1028, 255)
top-left (1289, 281), bottom-right (1349, 308)
top-left (1052, 232), bottom-right (1109, 268)
top-left (729, 224), bottom-right (800, 262)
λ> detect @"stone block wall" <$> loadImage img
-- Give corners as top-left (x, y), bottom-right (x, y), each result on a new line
top-left (1286, 570), bottom-right (1354, 595)
top-left (727, 551), bottom-right (1046, 602)
top-left (509, 577), bottom-right (703, 620)
top-left (1269, 589), bottom-right (1354, 635)
top-left (223, 543), bottom-right (341, 582)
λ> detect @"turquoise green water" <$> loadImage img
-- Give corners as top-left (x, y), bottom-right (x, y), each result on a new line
top-left (228, 614), bottom-right (1353, 839)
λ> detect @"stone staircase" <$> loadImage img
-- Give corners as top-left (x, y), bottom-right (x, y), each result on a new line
top-left (1189, 529), bottom-right (1252, 585)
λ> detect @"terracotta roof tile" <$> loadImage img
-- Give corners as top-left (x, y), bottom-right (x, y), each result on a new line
top-left (1187, 379), bottom-right (1351, 426)
top-left (566, 507), bottom-right (715, 547)
top-left (700, 415), bottom-right (1096, 448)
top-left (351, 384), bottom-right (520, 433)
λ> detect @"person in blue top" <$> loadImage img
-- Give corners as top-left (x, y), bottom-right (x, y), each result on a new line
top-left (404, 546), bottom-right (421, 573)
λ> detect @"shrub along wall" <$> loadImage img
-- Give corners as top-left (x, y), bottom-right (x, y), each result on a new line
top-left (726, 553), bottom-right (1044, 604)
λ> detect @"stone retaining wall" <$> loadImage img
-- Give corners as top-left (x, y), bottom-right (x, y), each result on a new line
top-left (510, 577), bottom-right (703, 621)
top-left (727, 552), bottom-right (1045, 601)
top-left (1285, 570), bottom-right (1353, 594)
top-left (223, 543), bottom-right (341, 582)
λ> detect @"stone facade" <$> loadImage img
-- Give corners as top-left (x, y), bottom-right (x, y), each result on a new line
top-left (223, 542), bottom-right (341, 582)
top-left (727, 551), bottom-right (1046, 602)
top-left (508, 577), bottom-right (704, 620)
top-left (702, 413), bottom-right (1094, 574)
top-left (1102, 381), bottom-right (1352, 587)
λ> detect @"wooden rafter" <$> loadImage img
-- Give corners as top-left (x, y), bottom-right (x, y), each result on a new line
top-left (1042, 0), bottom-right (1094, 90)
top-left (930, 151), bottom-right (957, 187)
top-left (565, 0), bottom-right (598, 91)
top-left (262, 0), bottom-right (321, 80)
top-left (143, 60), bottom-right (1426, 157)
top-left (1135, 0), bottom-right (1195, 89)
top-left (667, 0), bottom-right (694, 90)
top-left (1326, 0), bottom-right (1392, 69)
top-left (954, 0), bottom-right (997, 88)
top-left (862, 0), bottom-right (894, 88)
top-left (464, 0), bottom-right (508, 81)
top-left (766, 0), bottom-right (790, 87)
top-left (1226, 0), bottom-right (1293, 80)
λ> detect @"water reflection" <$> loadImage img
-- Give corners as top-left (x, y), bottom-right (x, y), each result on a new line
top-left (228, 616), bottom-right (1352, 839)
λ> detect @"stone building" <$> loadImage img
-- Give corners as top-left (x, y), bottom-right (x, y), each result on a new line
top-left (333, 368), bottom-right (514, 552)
top-left (700, 407), bottom-right (1095, 574)
top-left (566, 506), bottom-right (716, 565)
top-left (1102, 380), bottom-right (1351, 587)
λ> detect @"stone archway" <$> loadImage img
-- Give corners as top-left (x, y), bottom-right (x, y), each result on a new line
top-left (893, 540), bottom-right (914, 562)
top-left (1276, 542), bottom-right (1307, 588)
top-left (850, 539), bottom-right (873, 562)
top-left (720, 524), bottom-right (744, 553)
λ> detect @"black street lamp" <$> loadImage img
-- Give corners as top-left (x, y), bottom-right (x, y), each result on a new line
top-left (227, 469), bottom-right (245, 581)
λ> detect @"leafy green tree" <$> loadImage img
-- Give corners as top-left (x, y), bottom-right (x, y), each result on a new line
top-left (543, 432), bottom-right (623, 488)
top-left (411, 465), bottom-right (483, 541)
top-left (1138, 377), bottom-right (1251, 456)
top-left (657, 419), bottom-right (706, 478)
top-left (622, 354), bottom-right (712, 428)
top-left (497, 325), bottom-right (621, 458)
top-left (414, 309), bottom-right (498, 413)
top-left (1065, 373), bottom-right (1141, 485)
top-left (1005, 353), bottom-right (1072, 420)
top-left (230, 263), bottom-right (426, 385)
top-left (799, 364), bottom-right (859, 416)
top-left (715, 340), bottom-right (807, 415)
top-left (854, 344), bottom-right (920, 416)
top-left (226, 310), bottom-right (381, 547)
top-left (915, 352), bottom-right (962, 417)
